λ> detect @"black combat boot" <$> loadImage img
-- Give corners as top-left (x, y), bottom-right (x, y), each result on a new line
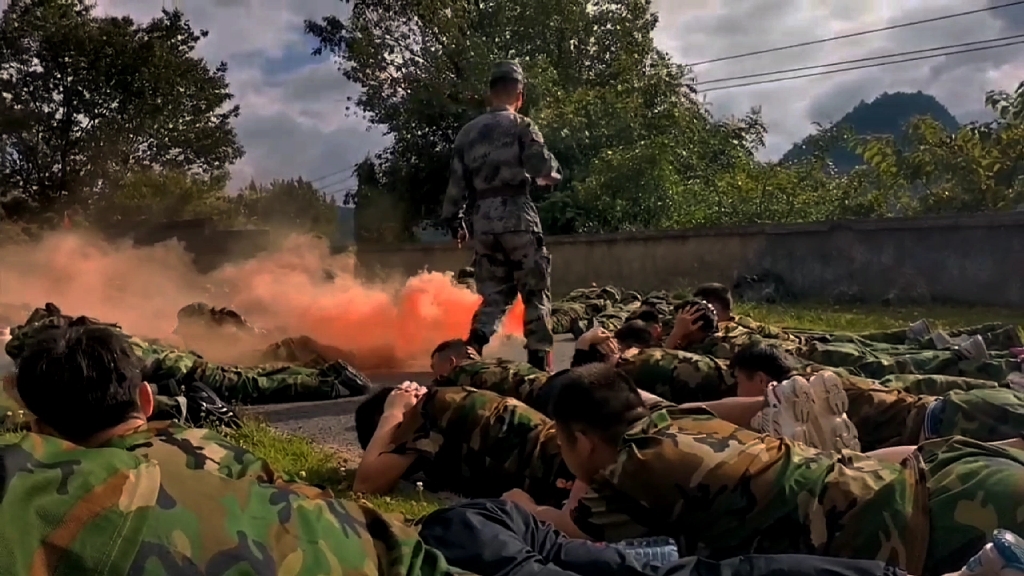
top-left (467, 328), bottom-right (489, 356)
top-left (527, 349), bottom-right (552, 372)
top-left (185, 381), bottom-right (243, 429)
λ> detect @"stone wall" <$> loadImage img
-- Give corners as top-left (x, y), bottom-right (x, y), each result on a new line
top-left (355, 212), bottom-right (1024, 307)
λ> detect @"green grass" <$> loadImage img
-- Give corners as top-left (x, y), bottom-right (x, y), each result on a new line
top-left (736, 303), bottom-right (1024, 333)
top-left (225, 418), bottom-right (445, 519)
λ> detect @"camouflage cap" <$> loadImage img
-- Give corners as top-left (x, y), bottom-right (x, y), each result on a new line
top-left (490, 60), bottom-right (525, 84)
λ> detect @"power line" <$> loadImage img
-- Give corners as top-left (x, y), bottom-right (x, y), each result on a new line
top-left (700, 39), bottom-right (1024, 92)
top-left (689, 0), bottom-right (1024, 66)
top-left (307, 164), bottom-right (357, 185)
top-left (697, 33), bottom-right (1024, 85)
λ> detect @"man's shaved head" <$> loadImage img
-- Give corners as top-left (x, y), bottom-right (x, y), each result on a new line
top-left (430, 338), bottom-right (478, 378)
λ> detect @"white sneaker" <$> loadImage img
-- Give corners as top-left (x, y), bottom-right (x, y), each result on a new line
top-left (907, 319), bottom-right (934, 340)
top-left (951, 529), bottom-right (1024, 576)
top-left (757, 376), bottom-right (822, 450)
top-left (807, 371), bottom-right (861, 452)
top-left (957, 335), bottom-right (991, 361)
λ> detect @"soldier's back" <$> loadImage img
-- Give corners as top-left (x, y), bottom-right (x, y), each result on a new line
top-left (455, 110), bottom-right (541, 234)
top-left (2, 431), bottom-right (406, 575)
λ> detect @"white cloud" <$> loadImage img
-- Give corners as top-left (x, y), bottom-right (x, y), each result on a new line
top-left (95, 0), bottom-right (1024, 190)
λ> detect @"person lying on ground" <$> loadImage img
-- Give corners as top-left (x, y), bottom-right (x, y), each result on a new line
top-left (664, 299), bottom-right (1022, 383)
top-left (418, 498), bottom-right (1024, 576)
top-left (692, 282), bottom-right (1024, 353)
top-left (1, 320), bottom-right (464, 575)
top-left (730, 341), bottom-right (1024, 451)
top-left (5, 304), bottom-right (370, 408)
top-left (516, 363), bottom-right (1024, 576)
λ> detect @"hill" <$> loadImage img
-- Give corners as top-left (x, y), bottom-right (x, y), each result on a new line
top-left (781, 91), bottom-right (960, 172)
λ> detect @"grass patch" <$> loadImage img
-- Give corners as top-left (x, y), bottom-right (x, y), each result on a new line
top-left (225, 417), bottom-right (443, 519)
top-left (736, 303), bottom-right (1024, 333)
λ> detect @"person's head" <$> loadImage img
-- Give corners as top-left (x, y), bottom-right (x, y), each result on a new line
top-left (429, 338), bottom-right (478, 378)
top-left (692, 283), bottom-right (733, 322)
top-left (549, 364), bottom-right (649, 483)
top-left (16, 319), bottom-right (153, 445)
top-left (729, 342), bottom-right (795, 396)
top-left (613, 319), bottom-right (657, 349)
top-left (354, 386), bottom-right (395, 449)
top-left (488, 60), bottom-right (525, 110)
top-left (673, 299), bottom-right (718, 345)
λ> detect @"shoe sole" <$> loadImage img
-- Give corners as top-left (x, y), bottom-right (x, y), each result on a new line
top-left (762, 376), bottom-right (820, 449)
top-left (808, 371), bottom-right (861, 452)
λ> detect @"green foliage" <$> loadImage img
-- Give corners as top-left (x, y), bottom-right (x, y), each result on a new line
top-left (87, 169), bottom-right (238, 228)
top-left (855, 84), bottom-right (1024, 215)
top-left (0, 0), bottom-right (243, 220)
top-left (782, 91), bottom-right (961, 173)
top-left (234, 178), bottom-right (341, 237)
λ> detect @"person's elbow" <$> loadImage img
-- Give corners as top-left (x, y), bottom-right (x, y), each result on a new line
top-left (352, 464), bottom-right (398, 495)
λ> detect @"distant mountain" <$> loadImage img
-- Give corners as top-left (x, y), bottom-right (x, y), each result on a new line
top-left (781, 91), bottom-right (960, 173)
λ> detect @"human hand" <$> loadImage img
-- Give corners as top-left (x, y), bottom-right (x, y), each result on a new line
top-left (457, 228), bottom-right (468, 248)
top-left (383, 381), bottom-right (427, 414)
top-left (577, 327), bottom-right (613, 349)
top-left (670, 306), bottom-right (702, 338)
top-left (502, 488), bottom-right (537, 512)
top-left (537, 173), bottom-right (561, 186)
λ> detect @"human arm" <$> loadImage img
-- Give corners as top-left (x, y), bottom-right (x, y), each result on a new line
top-left (502, 488), bottom-right (591, 539)
top-left (519, 118), bottom-right (560, 184)
top-left (441, 146), bottom-right (470, 245)
top-left (352, 382), bottom-right (425, 494)
top-left (663, 306), bottom-right (702, 350)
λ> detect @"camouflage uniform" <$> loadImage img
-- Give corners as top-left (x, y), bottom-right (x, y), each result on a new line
top-left (5, 305), bottom-right (367, 407)
top-left (442, 61), bottom-right (560, 365)
top-left (550, 286), bottom-right (624, 334)
top-left (454, 267), bottom-right (476, 292)
top-left (0, 427), bottom-right (465, 575)
top-left (436, 358), bottom-right (550, 413)
top-left (388, 386), bottom-right (573, 506)
top-left (617, 347), bottom-right (736, 404)
top-left (570, 403), bottom-right (1024, 576)
top-left (680, 321), bottom-right (764, 360)
top-left (830, 369), bottom-right (1024, 450)
top-left (804, 322), bottom-right (1024, 351)
top-left (801, 341), bottom-right (1021, 382)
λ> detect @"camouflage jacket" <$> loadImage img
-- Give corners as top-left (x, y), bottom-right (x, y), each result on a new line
top-left (388, 387), bottom-right (572, 506)
top-left (570, 407), bottom-right (928, 571)
top-left (617, 347), bottom-right (736, 404)
top-left (0, 429), bottom-right (465, 576)
top-left (437, 358), bottom-right (549, 412)
top-left (441, 108), bottom-right (559, 235)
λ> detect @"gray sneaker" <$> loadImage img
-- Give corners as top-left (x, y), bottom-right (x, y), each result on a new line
top-left (957, 335), bottom-right (990, 361)
top-left (931, 331), bottom-right (954, 350)
top-left (906, 319), bottom-right (934, 341)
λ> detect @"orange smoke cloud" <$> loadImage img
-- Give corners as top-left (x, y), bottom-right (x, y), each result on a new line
top-left (0, 230), bottom-right (524, 370)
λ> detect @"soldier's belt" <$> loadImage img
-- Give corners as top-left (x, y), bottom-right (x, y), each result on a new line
top-left (476, 185), bottom-right (529, 200)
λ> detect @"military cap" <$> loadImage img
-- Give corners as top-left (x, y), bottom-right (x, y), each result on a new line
top-left (490, 60), bottom-right (525, 83)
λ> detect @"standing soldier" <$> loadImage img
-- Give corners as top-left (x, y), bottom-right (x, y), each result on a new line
top-left (441, 60), bottom-right (561, 372)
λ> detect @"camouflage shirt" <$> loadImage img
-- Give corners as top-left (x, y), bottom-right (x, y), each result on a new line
top-left (441, 108), bottom-right (559, 235)
top-left (438, 358), bottom-right (549, 412)
top-left (680, 321), bottom-right (763, 359)
top-left (1, 430), bottom-right (464, 576)
top-left (617, 347), bottom-right (736, 404)
top-left (571, 407), bottom-right (928, 570)
top-left (389, 386), bottom-right (572, 506)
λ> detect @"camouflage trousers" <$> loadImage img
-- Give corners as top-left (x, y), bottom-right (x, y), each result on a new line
top-left (919, 437), bottom-right (1024, 575)
top-left (844, 373), bottom-right (1024, 450)
top-left (471, 231), bottom-right (553, 350)
top-left (801, 342), bottom-right (1021, 382)
top-left (183, 360), bottom-right (362, 405)
top-left (794, 322), bottom-right (1023, 352)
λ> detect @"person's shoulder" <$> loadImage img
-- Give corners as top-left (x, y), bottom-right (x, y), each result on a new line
top-left (113, 422), bottom-right (273, 482)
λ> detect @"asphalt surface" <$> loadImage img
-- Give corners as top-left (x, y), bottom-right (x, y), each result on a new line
top-left (243, 335), bottom-right (578, 461)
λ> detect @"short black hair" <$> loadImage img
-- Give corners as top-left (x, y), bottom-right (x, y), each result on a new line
top-left (613, 320), bottom-right (655, 349)
top-left (549, 364), bottom-right (648, 446)
top-left (16, 320), bottom-right (144, 443)
top-left (692, 283), bottom-right (733, 316)
top-left (729, 342), bottom-right (795, 382)
top-left (355, 386), bottom-right (394, 449)
top-left (489, 77), bottom-right (522, 99)
top-left (630, 309), bottom-right (660, 325)
top-left (673, 299), bottom-right (718, 334)
top-left (431, 338), bottom-right (468, 359)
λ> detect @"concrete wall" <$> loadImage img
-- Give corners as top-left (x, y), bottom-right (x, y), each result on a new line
top-left (355, 212), bottom-right (1024, 307)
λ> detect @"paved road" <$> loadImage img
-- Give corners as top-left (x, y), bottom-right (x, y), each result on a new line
top-left (244, 335), bottom-right (578, 459)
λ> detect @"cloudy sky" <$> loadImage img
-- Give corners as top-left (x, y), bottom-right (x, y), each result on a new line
top-left (94, 0), bottom-right (1024, 198)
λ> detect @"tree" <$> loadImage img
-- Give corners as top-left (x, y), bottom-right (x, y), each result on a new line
top-left (306, 0), bottom-right (762, 237)
top-left (235, 178), bottom-right (340, 237)
top-left (87, 168), bottom-right (237, 228)
top-left (856, 82), bottom-right (1024, 214)
top-left (0, 0), bottom-right (243, 220)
